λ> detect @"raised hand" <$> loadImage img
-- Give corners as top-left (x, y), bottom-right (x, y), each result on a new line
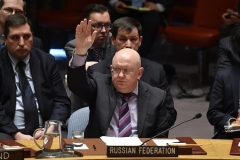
top-left (75, 19), bottom-right (97, 56)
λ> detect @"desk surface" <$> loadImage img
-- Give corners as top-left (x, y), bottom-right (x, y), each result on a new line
top-left (16, 138), bottom-right (240, 160)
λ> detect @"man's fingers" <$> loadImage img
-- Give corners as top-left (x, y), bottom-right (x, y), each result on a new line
top-left (91, 30), bottom-right (97, 41)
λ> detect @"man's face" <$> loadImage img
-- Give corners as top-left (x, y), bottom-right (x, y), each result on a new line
top-left (89, 11), bottom-right (111, 47)
top-left (0, 0), bottom-right (24, 31)
top-left (4, 23), bottom-right (33, 59)
top-left (110, 53), bottom-right (143, 93)
top-left (111, 27), bottom-right (142, 51)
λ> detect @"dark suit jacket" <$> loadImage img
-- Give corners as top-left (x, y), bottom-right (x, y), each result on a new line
top-left (68, 65), bottom-right (169, 138)
top-left (32, 36), bottom-right (43, 50)
top-left (207, 65), bottom-right (240, 139)
top-left (217, 36), bottom-right (240, 70)
top-left (64, 33), bottom-right (115, 61)
top-left (0, 47), bottom-right (71, 135)
top-left (87, 57), bottom-right (176, 127)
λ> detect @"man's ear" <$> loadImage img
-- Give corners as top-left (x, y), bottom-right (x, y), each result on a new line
top-left (138, 36), bottom-right (143, 47)
top-left (111, 36), bottom-right (115, 45)
top-left (2, 34), bottom-right (6, 41)
top-left (137, 67), bottom-right (144, 79)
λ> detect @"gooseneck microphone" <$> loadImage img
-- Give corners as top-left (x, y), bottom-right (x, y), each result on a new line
top-left (140, 113), bottom-right (202, 146)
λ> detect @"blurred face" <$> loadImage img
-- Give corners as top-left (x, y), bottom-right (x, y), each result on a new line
top-left (89, 11), bottom-right (111, 48)
top-left (3, 23), bottom-right (33, 59)
top-left (110, 49), bottom-right (143, 93)
top-left (111, 27), bottom-right (142, 51)
top-left (0, 0), bottom-right (24, 32)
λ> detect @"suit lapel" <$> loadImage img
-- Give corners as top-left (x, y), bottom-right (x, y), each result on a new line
top-left (137, 81), bottom-right (150, 137)
top-left (105, 83), bottom-right (117, 131)
top-left (232, 65), bottom-right (240, 110)
top-left (29, 50), bottom-right (43, 109)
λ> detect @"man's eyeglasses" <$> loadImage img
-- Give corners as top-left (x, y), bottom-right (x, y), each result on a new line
top-left (91, 23), bottom-right (112, 31)
top-left (111, 67), bottom-right (135, 75)
top-left (1, 8), bottom-right (24, 15)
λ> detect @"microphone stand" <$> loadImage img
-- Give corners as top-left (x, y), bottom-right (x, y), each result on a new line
top-left (140, 116), bottom-right (199, 146)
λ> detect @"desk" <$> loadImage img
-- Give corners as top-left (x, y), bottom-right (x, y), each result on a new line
top-left (16, 139), bottom-right (239, 160)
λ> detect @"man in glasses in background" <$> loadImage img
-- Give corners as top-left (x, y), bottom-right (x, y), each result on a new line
top-left (64, 4), bottom-right (115, 112)
top-left (65, 4), bottom-right (115, 62)
top-left (0, 0), bottom-right (42, 49)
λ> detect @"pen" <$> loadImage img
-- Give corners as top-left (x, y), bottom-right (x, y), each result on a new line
top-left (93, 145), bottom-right (97, 151)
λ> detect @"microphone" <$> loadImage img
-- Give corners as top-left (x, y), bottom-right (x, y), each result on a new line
top-left (140, 113), bottom-right (202, 146)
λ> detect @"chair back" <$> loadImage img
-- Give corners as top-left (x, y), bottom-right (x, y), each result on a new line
top-left (67, 107), bottom-right (90, 138)
top-left (193, 0), bottom-right (238, 28)
top-left (65, 0), bottom-right (105, 11)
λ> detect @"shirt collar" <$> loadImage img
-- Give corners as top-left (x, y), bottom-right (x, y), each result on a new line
top-left (117, 81), bottom-right (139, 96)
top-left (8, 52), bottom-right (30, 69)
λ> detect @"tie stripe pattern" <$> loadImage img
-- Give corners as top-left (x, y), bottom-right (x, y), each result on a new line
top-left (17, 61), bottom-right (39, 135)
top-left (119, 93), bottom-right (132, 137)
top-left (93, 48), bottom-right (102, 62)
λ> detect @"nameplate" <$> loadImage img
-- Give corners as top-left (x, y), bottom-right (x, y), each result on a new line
top-left (107, 146), bottom-right (178, 157)
top-left (0, 148), bottom-right (24, 160)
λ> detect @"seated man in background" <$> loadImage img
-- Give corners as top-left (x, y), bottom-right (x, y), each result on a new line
top-left (0, 0), bottom-right (42, 49)
top-left (87, 16), bottom-right (176, 129)
top-left (64, 4), bottom-right (115, 112)
top-left (104, 0), bottom-right (175, 57)
top-left (217, 22), bottom-right (240, 69)
top-left (207, 23), bottom-right (240, 139)
top-left (68, 19), bottom-right (168, 137)
top-left (0, 14), bottom-right (70, 140)
top-left (64, 4), bottom-right (115, 62)
top-left (219, 0), bottom-right (240, 39)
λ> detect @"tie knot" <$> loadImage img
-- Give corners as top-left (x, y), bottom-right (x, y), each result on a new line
top-left (120, 93), bottom-right (132, 102)
top-left (17, 61), bottom-right (26, 70)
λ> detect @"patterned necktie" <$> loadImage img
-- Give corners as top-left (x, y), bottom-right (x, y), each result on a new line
top-left (92, 48), bottom-right (102, 62)
top-left (17, 61), bottom-right (39, 135)
top-left (131, 0), bottom-right (142, 7)
top-left (119, 93), bottom-right (132, 137)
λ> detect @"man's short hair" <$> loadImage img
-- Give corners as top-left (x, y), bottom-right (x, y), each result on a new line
top-left (82, 4), bottom-right (108, 20)
top-left (0, 0), bottom-right (26, 12)
top-left (111, 17), bottom-right (142, 38)
top-left (4, 14), bottom-right (32, 37)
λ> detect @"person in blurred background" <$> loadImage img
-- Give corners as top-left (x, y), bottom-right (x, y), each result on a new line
top-left (104, 0), bottom-right (175, 58)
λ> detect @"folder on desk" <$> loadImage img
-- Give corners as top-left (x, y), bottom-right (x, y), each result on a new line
top-left (0, 140), bottom-right (33, 158)
top-left (230, 138), bottom-right (240, 155)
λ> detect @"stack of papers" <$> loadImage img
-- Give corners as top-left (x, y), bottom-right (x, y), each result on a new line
top-left (100, 136), bottom-right (142, 146)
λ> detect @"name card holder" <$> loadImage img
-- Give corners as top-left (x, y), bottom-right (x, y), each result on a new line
top-left (0, 148), bottom-right (24, 160)
top-left (107, 146), bottom-right (178, 157)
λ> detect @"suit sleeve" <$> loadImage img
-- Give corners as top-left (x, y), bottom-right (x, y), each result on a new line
top-left (155, 0), bottom-right (175, 11)
top-left (46, 58), bottom-right (71, 124)
top-left (207, 70), bottom-right (234, 129)
top-left (64, 39), bottom-right (76, 61)
top-left (217, 38), bottom-right (233, 70)
top-left (0, 65), bottom-right (19, 135)
top-left (68, 66), bottom-right (97, 105)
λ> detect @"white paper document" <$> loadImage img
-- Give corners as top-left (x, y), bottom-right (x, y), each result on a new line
top-left (100, 136), bottom-right (143, 146)
top-left (74, 144), bottom-right (89, 150)
top-left (153, 139), bottom-right (180, 146)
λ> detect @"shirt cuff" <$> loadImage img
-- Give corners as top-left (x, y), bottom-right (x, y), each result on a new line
top-left (69, 49), bottom-right (88, 68)
top-left (156, 3), bottom-right (165, 12)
